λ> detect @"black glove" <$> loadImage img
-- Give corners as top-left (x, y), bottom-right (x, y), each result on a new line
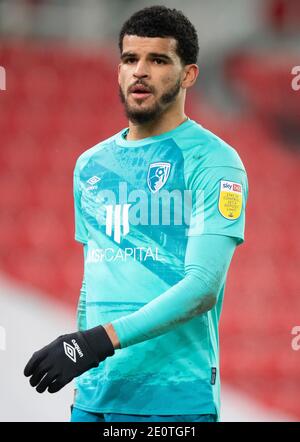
top-left (24, 325), bottom-right (115, 394)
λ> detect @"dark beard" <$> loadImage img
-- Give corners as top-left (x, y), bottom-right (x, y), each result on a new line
top-left (119, 78), bottom-right (181, 124)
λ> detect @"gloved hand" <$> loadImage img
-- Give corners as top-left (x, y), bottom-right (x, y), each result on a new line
top-left (24, 325), bottom-right (115, 393)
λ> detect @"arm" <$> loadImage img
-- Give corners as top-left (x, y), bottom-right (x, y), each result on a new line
top-left (23, 233), bottom-right (236, 394)
top-left (104, 164), bottom-right (248, 349)
top-left (104, 233), bottom-right (237, 349)
top-left (76, 245), bottom-right (88, 332)
top-left (74, 245), bottom-right (88, 400)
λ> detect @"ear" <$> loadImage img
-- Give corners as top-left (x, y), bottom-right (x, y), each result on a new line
top-left (118, 63), bottom-right (122, 85)
top-left (181, 64), bottom-right (199, 89)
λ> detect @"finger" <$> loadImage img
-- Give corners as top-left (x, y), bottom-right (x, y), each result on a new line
top-left (24, 348), bottom-right (48, 377)
top-left (29, 363), bottom-right (51, 387)
top-left (48, 377), bottom-right (74, 393)
top-left (48, 376), bottom-right (69, 394)
top-left (36, 371), bottom-right (57, 394)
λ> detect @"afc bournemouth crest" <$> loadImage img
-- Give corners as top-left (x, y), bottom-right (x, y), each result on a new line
top-left (147, 162), bottom-right (171, 193)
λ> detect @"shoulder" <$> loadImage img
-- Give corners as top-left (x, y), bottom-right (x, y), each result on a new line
top-left (177, 120), bottom-right (246, 172)
top-left (74, 131), bottom-right (121, 174)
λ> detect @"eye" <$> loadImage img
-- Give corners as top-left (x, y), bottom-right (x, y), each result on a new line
top-left (153, 58), bottom-right (165, 65)
top-left (124, 57), bottom-right (136, 64)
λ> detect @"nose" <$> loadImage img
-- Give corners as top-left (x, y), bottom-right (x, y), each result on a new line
top-left (133, 60), bottom-right (150, 80)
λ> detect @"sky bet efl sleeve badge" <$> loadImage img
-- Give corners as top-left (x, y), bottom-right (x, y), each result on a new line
top-left (218, 180), bottom-right (243, 220)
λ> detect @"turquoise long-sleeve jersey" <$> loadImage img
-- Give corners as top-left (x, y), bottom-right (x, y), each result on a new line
top-left (73, 118), bottom-right (248, 419)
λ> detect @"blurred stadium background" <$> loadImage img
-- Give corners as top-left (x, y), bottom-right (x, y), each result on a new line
top-left (0, 0), bottom-right (299, 422)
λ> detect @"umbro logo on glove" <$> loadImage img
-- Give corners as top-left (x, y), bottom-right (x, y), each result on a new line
top-left (63, 339), bottom-right (84, 363)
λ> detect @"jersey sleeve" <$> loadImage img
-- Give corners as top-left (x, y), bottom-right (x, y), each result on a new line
top-left (111, 234), bottom-right (237, 349)
top-left (73, 164), bottom-right (89, 244)
top-left (187, 165), bottom-right (248, 245)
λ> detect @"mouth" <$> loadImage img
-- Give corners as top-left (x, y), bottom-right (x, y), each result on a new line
top-left (129, 84), bottom-right (153, 100)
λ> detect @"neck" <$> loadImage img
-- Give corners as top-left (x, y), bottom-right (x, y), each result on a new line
top-left (126, 107), bottom-right (188, 141)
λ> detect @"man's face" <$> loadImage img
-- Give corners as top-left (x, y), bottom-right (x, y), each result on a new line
top-left (118, 35), bottom-right (185, 124)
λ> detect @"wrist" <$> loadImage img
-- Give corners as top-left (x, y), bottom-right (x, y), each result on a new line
top-left (103, 323), bottom-right (121, 350)
top-left (81, 324), bottom-right (115, 362)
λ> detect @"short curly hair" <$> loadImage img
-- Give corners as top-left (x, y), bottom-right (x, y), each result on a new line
top-left (119, 6), bottom-right (199, 65)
